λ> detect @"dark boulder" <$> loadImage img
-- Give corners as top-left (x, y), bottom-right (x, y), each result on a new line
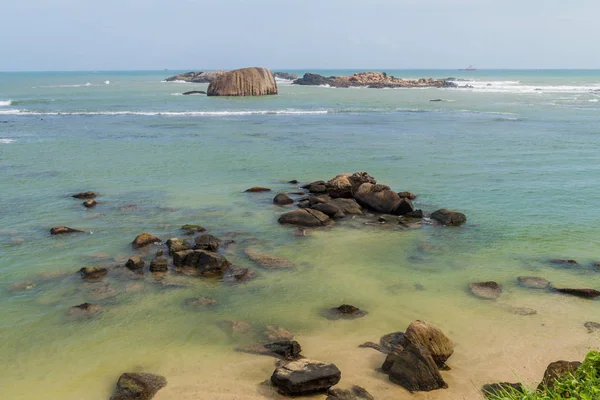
top-left (271, 359), bottom-right (341, 396)
top-left (172, 250), bottom-right (231, 276)
top-left (430, 209), bottom-right (467, 226)
top-left (403, 209), bottom-right (423, 219)
top-left (182, 90), bottom-right (206, 95)
top-left (518, 276), bottom-right (550, 289)
top-left (278, 209), bottom-right (331, 227)
top-left (312, 203), bottom-right (343, 218)
top-left (380, 332), bottom-right (405, 353)
top-left (392, 198), bottom-right (415, 216)
top-left (72, 191), bottom-right (97, 199)
top-left (552, 287), bottom-right (600, 299)
top-left (50, 226), bottom-right (84, 235)
top-left (83, 199), bottom-right (97, 208)
top-left (482, 383), bottom-right (524, 398)
top-left (245, 186), bottom-right (271, 192)
top-left (181, 224), bottom-right (206, 234)
top-left (387, 343), bottom-right (448, 392)
top-left (110, 372), bottom-right (167, 400)
top-left (194, 234), bottom-right (220, 252)
top-left (308, 195), bottom-right (332, 206)
top-left (354, 183), bottom-right (401, 214)
top-left (207, 67), bottom-right (278, 96)
top-left (132, 233), bottom-right (160, 249)
top-left (537, 360), bottom-right (581, 391)
top-left (125, 256), bottom-right (145, 271)
top-left (306, 181), bottom-right (328, 194)
top-left (294, 73), bottom-right (334, 86)
top-left (274, 193), bottom-right (294, 205)
top-left (469, 281), bottom-right (502, 300)
top-left (79, 266), bottom-right (108, 280)
top-left (400, 320), bottom-right (454, 368)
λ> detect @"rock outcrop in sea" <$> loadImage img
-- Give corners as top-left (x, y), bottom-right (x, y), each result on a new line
top-left (207, 67), bottom-right (278, 97)
top-left (294, 72), bottom-right (458, 89)
top-left (165, 71), bottom-right (225, 83)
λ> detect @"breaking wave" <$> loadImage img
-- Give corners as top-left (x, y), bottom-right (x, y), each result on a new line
top-left (0, 109), bottom-right (330, 117)
top-left (0, 100), bottom-right (12, 106)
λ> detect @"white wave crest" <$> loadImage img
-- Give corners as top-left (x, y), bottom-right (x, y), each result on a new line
top-left (0, 138), bottom-right (15, 144)
top-left (0, 109), bottom-right (329, 117)
top-left (456, 79), bottom-right (600, 94)
top-left (0, 100), bottom-right (12, 106)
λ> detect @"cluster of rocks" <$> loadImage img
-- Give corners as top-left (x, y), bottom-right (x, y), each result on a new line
top-left (274, 72), bottom-right (298, 80)
top-left (164, 70), bottom-right (225, 83)
top-left (293, 72), bottom-right (459, 89)
top-left (248, 172), bottom-right (466, 229)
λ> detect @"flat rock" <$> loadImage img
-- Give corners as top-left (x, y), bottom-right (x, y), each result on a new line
top-left (326, 386), bottom-right (374, 400)
top-left (552, 287), bottom-right (600, 299)
top-left (387, 343), bottom-right (448, 392)
top-left (430, 209), bottom-right (466, 226)
top-left (68, 302), bottom-right (102, 317)
top-left (278, 209), bottom-right (331, 227)
top-left (537, 360), bottom-right (582, 391)
top-left (518, 276), bottom-right (550, 289)
top-left (222, 266), bottom-right (256, 283)
top-left (50, 226), bottom-right (84, 235)
top-left (110, 372), bottom-right (167, 400)
top-left (274, 193), bottom-right (294, 205)
top-left (271, 359), bottom-right (341, 396)
top-left (245, 248), bottom-right (295, 268)
top-left (508, 306), bottom-right (537, 316)
top-left (482, 383), bottom-right (524, 398)
top-left (182, 90), bottom-right (206, 95)
top-left (469, 281), bottom-right (502, 300)
top-left (132, 233), bottom-right (160, 249)
top-left (78, 266), bottom-right (108, 280)
top-left (584, 321), bottom-right (600, 333)
top-left (245, 186), bottom-right (271, 192)
top-left (72, 191), bottom-right (97, 199)
top-left (400, 320), bottom-right (454, 368)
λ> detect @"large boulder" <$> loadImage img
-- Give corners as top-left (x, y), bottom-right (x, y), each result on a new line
top-left (207, 67), bottom-right (278, 96)
top-left (537, 360), bottom-right (581, 391)
top-left (278, 209), bottom-right (331, 227)
top-left (271, 359), bottom-right (341, 396)
top-left (400, 320), bottom-right (454, 368)
top-left (354, 183), bottom-right (401, 214)
top-left (110, 372), bottom-right (167, 400)
top-left (132, 233), bottom-right (160, 249)
top-left (430, 209), bottom-right (467, 226)
top-left (329, 198), bottom-right (363, 215)
top-left (172, 250), bottom-right (231, 276)
top-left (387, 343), bottom-right (447, 392)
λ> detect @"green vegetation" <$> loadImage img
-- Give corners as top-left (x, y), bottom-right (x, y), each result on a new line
top-left (485, 351), bottom-right (600, 400)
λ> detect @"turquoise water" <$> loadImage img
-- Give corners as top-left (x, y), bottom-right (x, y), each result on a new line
top-left (1, 70), bottom-right (600, 399)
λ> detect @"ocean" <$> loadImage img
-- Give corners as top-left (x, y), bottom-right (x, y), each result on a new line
top-left (1, 69), bottom-right (599, 399)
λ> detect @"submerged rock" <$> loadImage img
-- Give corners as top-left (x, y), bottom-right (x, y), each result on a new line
top-left (207, 67), bottom-right (278, 97)
top-left (400, 320), bottom-right (454, 368)
top-left (326, 386), bottom-right (374, 400)
top-left (469, 281), bottom-right (502, 300)
top-left (50, 226), bottom-right (84, 235)
top-left (194, 234), bottom-right (220, 252)
top-left (83, 199), bottom-right (97, 208)
top-left (552, 287), bottom-right (600, 299)
top-left (238, 340), bottom-right (302, 360)
top-left (264, 325), bottom-right (295, 341)
top-left (278, 209), bottom-right (331, 227)
top-left (386, 343), bottom-right (448, 392)
top-left (110, 372), bottom-right (167, 400)
top-left (72, 191), bottom-right (97, 199)
top-left (9, 280), bottom-right (36, 291)
top-left (78, 266), bottom-right (108, 280)
top-left (245, 248), bottom-right (295, 268)
top-left (125, 256), bottom-right (145, 271)
top-left (173, 250), bottom-right (231, 276)
top-left (181, 224), bottom-right (206, 233)
top-left (274, 193), bottom-right (294, 205)
top-left (482, 383), bottom-right (524, 398)
top-left (508, 306), bottom-right (537, 316)
top-left (132, 233), bottom-right (160, 249)
top-left (584, 321), bottom-right (600, 333)
top-left (430, 209), bottom-right (467, 226)
top-left (537, 360), bottom-right (582, 391)
top-left (550, 258), bottom-right (579, 266)
top-left (518, 276), bottom-right (550, 289)
top-left (67, 302), bottom-right (102, 317)
top-left (323, 304), bottom-right (368, 320)
top-left (149, 256), bottom-right (168, 272)
top-left (184, 297), bottom-right (217, 308)
top-left (245, 186), bottom-right (272, 193)
top-left (222, 266), bottom-right (256, 283)
top-left (271, 359), bottom-right (341, 396)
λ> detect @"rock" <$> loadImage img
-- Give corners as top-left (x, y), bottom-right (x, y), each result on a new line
top-left (83, 199), bottom-right (97, 208)
top-left (312, 203), bottom-right (343, 218)
top-left (222, 266), bottom-right (256, 283)
top-left (50, 226), bottom-right (84, 235)
top-left (182, 90), bottom-right (206, 95)
top-left (508, 306), bottom-right (537, 316)
top-left (278, 209), bottom-right (331, 227)
top-left (326, 386), bottom-right (374, 400)
top-left (271, 359), bottom-right (341, 396)
top-left (67, 302), bottom-right (102, 317)
top-left (326, 173), bottom-right (353, 198)
top-left (354, 183), bottom-right (401, 214)
top-left (220, 320), bottom-right (252, 336)
top-left (72, 191), bottom-right (97, 199)
top-left (274, 72), bottom-right (298, 80)
top-left (274, 193), bottom-right (294, 205)
top-left (518, 276), bottom-right (550, 289)
top-left (194, 234), bottom-right (220, 252)
top-left (132, 233), bottom-right (160, 249)
top-left (403, 209), bottom-right (424, 219)
top-left (166, 238), bottom-right (190, 255)
top-left (469, 281), bottom-right (502, 300)
top-left (430, 209), bottom-right (467, 226)
top-left (380, 332), bottom-right (405, 353)
top-left (323, 304), bottom-right (368, 320)
top-left (550, 258), bottom-right (579, 266)
top-left (552, 287), bottom-right (600, 299)
top-left (78, 266), bottom-right (108, 280)
top-left (398, 191), bottom-right (416, 200)
top-left (381, 352), bottom-right (398, 372)
top-left (125, 256), bottom-right (145, 271)
top-left (294, 73), bottom-right (334, 86)
top-left (288, 180), bottom-right (299, 184)
top-left (149, 256), bottom-right (168, 272)
top-left (181, 224), bottom-right (206, 233)
top-left (328, 198), bottom-right (363, 215)
top-left (245, 248), bottom-right (295, 268)
top-left (9, 281), bottom-right (36, 291)
top-left (400, 320), bottom-right (454, 368)
top-left (245, 186), bottom-right (271, 192)
top-left (537, 361), bottom-right (582, 391)
top-left (184, 297), bottom-right (217, 308)
top-left (165, 70), bottom-right (225, 83)
top-left (308, 195), bottom-right (332, 206)
top-left (172, 250), bottom-right (231, 276)
top-left (110, 372), bottom-right (167, 400)
top-left (306, 181), bottom-right (328, 194)
top-left (482, 383), bottom-right (524, 398)
top-left (387, 343), bottom-right (448, 392)
top-left (238, 340), bottom-right (302, 360)
top-left (584, 321), bottom-right (600, 333)
top-left (207, 67), bottom-right (278, 96)
top-left (264, 325), bottom-right (295, 341)
top-left (392, 198), bottom-right (415, 216)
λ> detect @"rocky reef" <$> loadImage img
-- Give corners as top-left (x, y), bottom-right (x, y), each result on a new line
top-left (207, 67), bottom-right (278, 96)
top-left (294, 71), bottom-right (457, 89)
top-left (164, 71), bottom-right (225, 83)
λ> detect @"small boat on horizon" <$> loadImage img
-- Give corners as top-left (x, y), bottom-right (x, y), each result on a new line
top-left (460, 65), bottom-right (477, 71)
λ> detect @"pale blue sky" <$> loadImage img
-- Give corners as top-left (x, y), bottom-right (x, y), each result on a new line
top-left (1, 0), bottom-right (599, 71)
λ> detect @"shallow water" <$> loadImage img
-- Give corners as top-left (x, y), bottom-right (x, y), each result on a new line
top-left (1, 70), bottom-right (600, 399)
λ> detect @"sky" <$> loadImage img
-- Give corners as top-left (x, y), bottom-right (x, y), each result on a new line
top-left (1, 0), bottom-right (599, 71)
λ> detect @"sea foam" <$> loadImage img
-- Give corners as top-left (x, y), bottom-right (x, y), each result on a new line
top-left (0, 138), bottom-right (15, 144)
top-left (0, 109), bottom-right (329, 117)
top-left (0, 100), bottom-right (12, 106)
